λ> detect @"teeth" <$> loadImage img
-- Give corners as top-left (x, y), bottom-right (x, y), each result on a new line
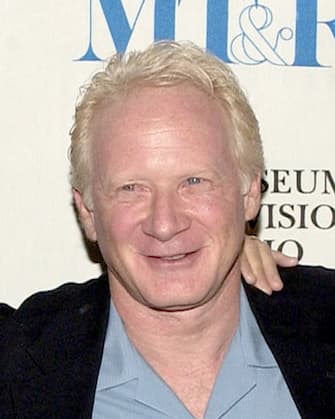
top-left (161, 254), bottom-right (186, 261)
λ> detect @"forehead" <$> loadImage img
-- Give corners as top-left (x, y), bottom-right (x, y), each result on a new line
top-left (90, 84), bottom-right (235, 170)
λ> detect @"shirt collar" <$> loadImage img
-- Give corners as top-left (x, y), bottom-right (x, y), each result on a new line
top-left (95, 300), bottom-right (138, 391)
top-left (96, 284), bottom-right (277, 392)
top-left (239, 285), bottom-right (278, 368)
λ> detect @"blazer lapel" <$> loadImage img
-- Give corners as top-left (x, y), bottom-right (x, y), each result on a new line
top-left (244, 272), bottom-right (335, 419)
top-left (10, 275), bottom-right (110, 419)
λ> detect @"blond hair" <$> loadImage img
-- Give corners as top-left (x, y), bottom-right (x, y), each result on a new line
top-left (70, 41), bottom-right (264, 203)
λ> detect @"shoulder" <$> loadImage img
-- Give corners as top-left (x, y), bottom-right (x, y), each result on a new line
top-left (247, 264), bottom-right (335, 301)
top-left (278, 264), bottom-right (335, 308)
top-left (279, 264), bottom-right (335, 286)
top-left (0, 303), bottom-right (14, 321)
top-left (0, 274), bottom-right (109, 342)
top-left (245, 264), bottom-right (335, 333)
top-left (245, 266), bottom-right (335, 417)
top-left (0, 275), bottom-right (110, 412)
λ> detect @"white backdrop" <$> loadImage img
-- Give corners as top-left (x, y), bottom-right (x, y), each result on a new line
top-left (1, 0), bottom-right (334, 307)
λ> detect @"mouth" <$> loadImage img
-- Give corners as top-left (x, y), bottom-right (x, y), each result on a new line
top-left (144, 250), bottom-right (200, 267)
top-left (156, 253), bottom-right (189, 261)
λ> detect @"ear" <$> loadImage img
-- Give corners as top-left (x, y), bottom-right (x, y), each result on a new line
top-left (243, 173), bottom-right (261, 222)
top-left (72, 188), bottom-right (97, 242)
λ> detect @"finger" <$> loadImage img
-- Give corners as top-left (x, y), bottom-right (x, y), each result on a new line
top-left (241, 252), bottom-right (257, 285)
top-left (252, 242), bottom-right (284, 291)
top-left (242, 238), bottom-right (273, 295)
top-left (271, 250), bottom-right (298, 267)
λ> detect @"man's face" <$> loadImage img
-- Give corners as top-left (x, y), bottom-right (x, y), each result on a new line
top-left (75, 84), bottom-right (260, 311)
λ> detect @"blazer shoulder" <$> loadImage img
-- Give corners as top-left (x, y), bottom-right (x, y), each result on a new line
top-left (245, 265), bottom-right (335, 418)
top-left (246, 264), bottom-right (335, 328)
top-left (0, 303), bottom-right (15, 321)
top-left (0, 276), bottom-right (110, 415)
top-left (0, 274), bottom-right (109, 339)
top-left (15, 274), bottom-right (108, 321)
top-left (279, 264), bottom-right (335, 298)
top-left (280, 264), bottom-right (335, 283)
top-left (0, 303), bottom-right (15, 352)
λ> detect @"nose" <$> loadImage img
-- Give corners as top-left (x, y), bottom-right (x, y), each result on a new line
top-left (141, 189), bottom-right (191, 241)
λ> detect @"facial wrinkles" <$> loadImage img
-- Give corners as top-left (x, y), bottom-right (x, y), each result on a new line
top-left (91, 86), bottom-right (239, 212)
top-left (91, 123), bottom-right (241, 254)
top-left (81, 86), bottom-right (252, 314)
top-left (93, 134), bottom-right (218, 201)
top-left (92, 87), bottom-right (234, 171)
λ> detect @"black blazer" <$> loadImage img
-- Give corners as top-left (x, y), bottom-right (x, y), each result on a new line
top-left (1, 266), bottom-right (335, 418)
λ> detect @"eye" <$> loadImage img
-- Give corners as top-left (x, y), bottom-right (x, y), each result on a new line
top-left (186, 177), bottom-right (202, 185)
top-left (121, 183), bottom-right (137, 192)
top-left (181, 176), bottom-right (213, 193)
top-left (181, 176), bottom-right (214, 194)
top-left (119, 183), bottom-right (149, 196)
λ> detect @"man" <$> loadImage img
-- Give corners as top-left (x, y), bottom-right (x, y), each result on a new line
top-left (1, 41), bottom-right (334, 418)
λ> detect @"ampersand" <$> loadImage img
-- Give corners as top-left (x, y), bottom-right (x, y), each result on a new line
top-left (230, 2), bottom-right (293, 65)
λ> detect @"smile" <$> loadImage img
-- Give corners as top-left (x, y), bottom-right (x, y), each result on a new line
top-left (143, 250), bottom-right (200, 267)
top-left (159, 254), bottom-right (187, 261)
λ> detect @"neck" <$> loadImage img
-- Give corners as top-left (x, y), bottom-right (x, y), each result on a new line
top-left (109, 266), bottom-right (240, 376)
top-left (109, 268), bottom-right (241, 419)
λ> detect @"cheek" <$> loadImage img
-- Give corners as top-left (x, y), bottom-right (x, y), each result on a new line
top-left (190, 191), bottom-right (244, 229)
top-left (94, 200), bottom-right (143, 246)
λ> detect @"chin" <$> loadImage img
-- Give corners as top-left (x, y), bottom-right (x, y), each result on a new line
top-left (131, 272), bottom-right (220, 312)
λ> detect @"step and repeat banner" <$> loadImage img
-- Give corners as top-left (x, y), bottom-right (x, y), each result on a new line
top-left (1, 0), bottom-right (334, 306)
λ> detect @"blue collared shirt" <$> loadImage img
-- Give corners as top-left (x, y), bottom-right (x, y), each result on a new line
top-left (92, 287), bottom-right (300, 418)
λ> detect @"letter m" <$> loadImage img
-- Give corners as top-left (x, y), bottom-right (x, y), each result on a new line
top-left (77, 0), bottom-right (147, 61)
